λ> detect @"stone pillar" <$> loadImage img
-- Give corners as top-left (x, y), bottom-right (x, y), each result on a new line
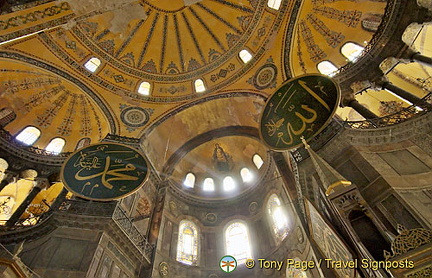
top-left (381, 81), bottom-right (431, 108)
top-left (5, 170), bottom-right (43, 228)
top-left (347, 99), bottom-right (379, 119)
top-left (148, 181), bottom-right (168, 246)
top-left (410, 52), bottom-right (432, 67)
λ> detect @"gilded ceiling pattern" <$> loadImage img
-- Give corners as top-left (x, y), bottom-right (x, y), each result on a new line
top-left (0, 58), bottom-right (111, 151)
top-left (286, 0), bottom-right (386, 76)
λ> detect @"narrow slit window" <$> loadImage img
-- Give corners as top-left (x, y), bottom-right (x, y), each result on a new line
top-left (203, 178), bottom-right (215, 192)
top-left (183, 173), bottom-right (196, 188)
top-left (15, 126), bottom-right (41, 145)
top-left (239, 49), bottom-right (253, 64)
top-left (341, 42), bottom-right (364, 62)
top-left (317, 61), bottom-right (338, 76)
top-left (45, 137), bottom-right (66, 154)
top-left (138, 81), bottom-right (151, 95)
top-left (194, 79), bottom-right (206, 93)
top-left (267, 0), bottom-right (282, 10)
top-left (84, 57), bottom-right (101, 73)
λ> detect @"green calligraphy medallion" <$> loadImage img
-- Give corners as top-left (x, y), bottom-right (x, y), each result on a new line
top-left (61, 143), bottom-right (149, 201)
top-left (259, 74), bottom-right (340, 150)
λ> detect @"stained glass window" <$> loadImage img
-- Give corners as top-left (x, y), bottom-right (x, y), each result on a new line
top-left (15, 126), bottom-right (41, 145)
top-left (84, 57), bottom-right (101, 73)
top-left (225, 221), bottom-right (252, 264)
top-left (253, 154), bottom-right (264, 169)
top-left (176, 220), bottom-right (199, 265)
top-left (267, 194), bottom-right (289, 242)
top-left (45, 137), bottom-right (66, 154)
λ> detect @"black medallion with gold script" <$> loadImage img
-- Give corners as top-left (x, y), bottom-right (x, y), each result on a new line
top-left (61, 143), bottom-right (149, 201)
top-left (259, 74), bottom-right (340, 151)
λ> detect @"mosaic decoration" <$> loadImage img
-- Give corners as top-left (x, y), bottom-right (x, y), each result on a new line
top-left (61, 143), bottom-right (149, 201)
top-left (57, 94), bottom-right (77, 136)
top-left (259, 74), bottom-right (340, 150)
top-left (307, 14), bottom-right (344, 48)
top-left (120, 106), bottom-right (153, 130)
top-left (249, 60), bottom-right (277, 89)
top-left (210, 63), bottom-right (235, 82)
top-left (313, 7), bottom-right (362, 27)
top-left (298, 20), bottom-right (326, 62)
top-left (305, 199), bottom-right (354, 278)
top-left (36, 92), bottom-right (69, 128)
top-left (205, 213), bottom-right (217, 223)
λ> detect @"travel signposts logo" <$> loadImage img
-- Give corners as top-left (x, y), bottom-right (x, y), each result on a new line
top-left (220, 255), bottom-right (237, 273)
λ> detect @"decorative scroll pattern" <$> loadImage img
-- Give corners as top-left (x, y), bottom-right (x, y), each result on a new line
top-left (57, 94), bottom-right (77, 136)
top-left (407, 267), bottom-right (432, 278)
top-left (35, 92), bottom-right (69, 128)
top-left (298, 20), bottom-right (326, 62)
top-left (313, 7), bottom-right (361, 27)
top-left (307, 14), bottom-right (344, 48)
top-left (384, 224), bottom-right (432, 260)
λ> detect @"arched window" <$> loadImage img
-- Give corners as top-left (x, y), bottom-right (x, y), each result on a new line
top-left (0, 108), bottom-right (16, 127)
top-left (267, 194), bottom-right (289, 241)
top-left (253, 154), bottom-right (264, 169)
top-left (317, 61), bottom-right (338, 76)
top-left (223, 176), bottom-right (235, 191)
top-left (84, 57), bottom-right (101, 73)
top-left (239, 49), bottom-right (252, 64)
top-left (194, 79), bottom-right (206, 93)
top-left (45, 137), bottom-right (66, 154)
top-left (183, 173), bottom-right (195, 189)
top-left (176, 220), bottom-right (199, 265)
top-left (75, 137), bottom-right (91, 150)
top-left (225, 221), bottom-right (252, 264)
top-left (240, 167), bottom-right (253, 183)
top-left (15, 126), bottom-right (41, 145)
top-left (203, 178), bottom-right (214, 192)
top-left (138, 81), bottom-right (151, 95)
top-left (267, 0), bottom-right (282, 10)
top-left (341, 42), bottom-right (364, 62)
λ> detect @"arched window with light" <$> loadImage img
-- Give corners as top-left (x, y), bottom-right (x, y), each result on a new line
top-left (240, 167), bottom-right (253, 183)
top-left (239, 49), bottom-right (253, 64)
top-left (176, 220), bottom-right (199, 265)
top-left (45, 137), bottom-right (66, 154)
top-left (84, 57), bottom-right (101, 73)
top-left (183, 173), bottom-right (195, 189)
top-left (267, 194), bottom-right (289, 242)
top-left (203, 178), bottom-right (214, 192)
top-left (15, 126), bottom-right (41, 145)
top-left (223, 176), bottom-right (235, 191)
top-left (253, 154), bottom-right (264, 169)
top-left (267, 0), bottom-right (282, 10)
top-left (194, 79), bottom-right (206, 93)
top-left (341, 42), bottom-right (364, 62)
top-left (75, 137), bottom-right (91, 150)
top-left (225, 221), bottom-right (252, 264)
top-left (317, 61), bottom-right (338, 76)
top-left (138, 81), bottom-right (151, 96)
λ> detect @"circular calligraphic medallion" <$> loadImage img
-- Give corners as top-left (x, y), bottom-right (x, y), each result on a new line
top-left (259, 74), bottom-right (340, 151)
top-left (61, 143), bottom-right (149, 201)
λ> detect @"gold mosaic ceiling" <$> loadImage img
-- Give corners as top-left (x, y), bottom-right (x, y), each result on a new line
top-left (3, 0), bottom-right (423, 192)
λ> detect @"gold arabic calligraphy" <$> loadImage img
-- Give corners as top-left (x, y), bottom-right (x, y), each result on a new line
top-left (72, 146), bottom-right (140, 195)
top-left (264, 79), bottom-right (332, 147)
